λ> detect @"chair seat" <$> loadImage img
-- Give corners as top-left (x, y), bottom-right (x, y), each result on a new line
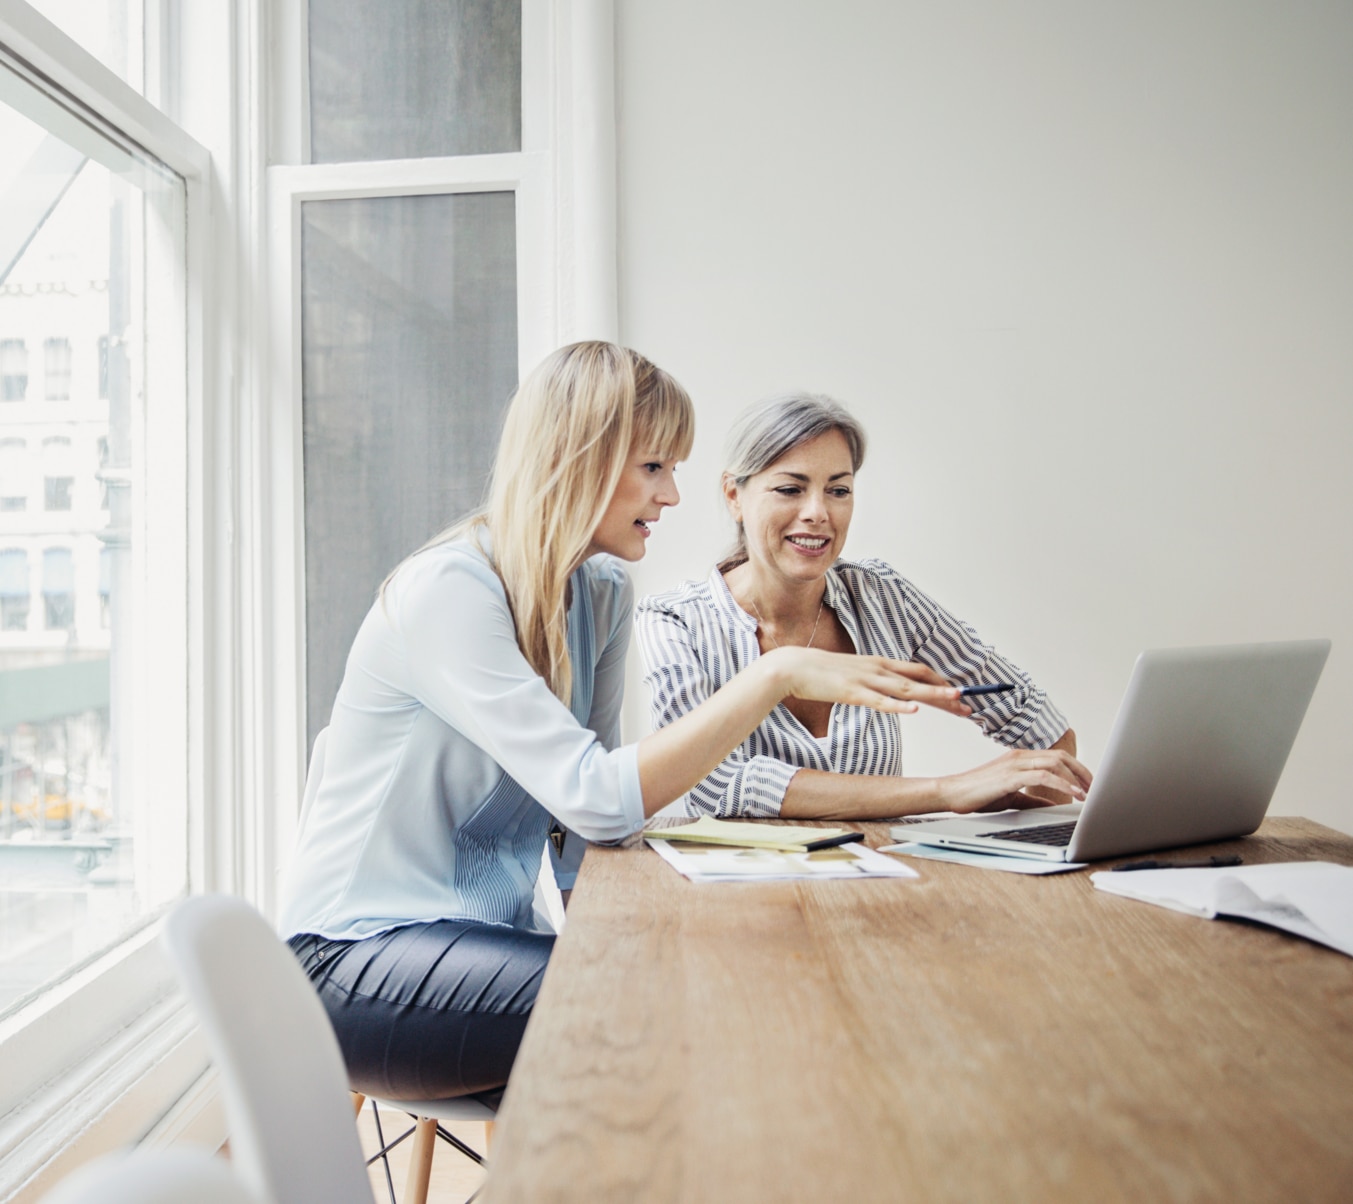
top-left (370, 1095), bottom-right (496, 1123)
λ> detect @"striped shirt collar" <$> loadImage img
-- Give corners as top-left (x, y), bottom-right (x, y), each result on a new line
top-left (705, 562), bottom-right (858, 648)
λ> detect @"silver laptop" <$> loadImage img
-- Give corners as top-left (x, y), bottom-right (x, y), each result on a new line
top-left (893, 640), bottom-right (1330, 863)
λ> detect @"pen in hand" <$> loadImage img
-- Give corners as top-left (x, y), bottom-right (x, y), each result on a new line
top-left (1111, 855), bottom-right (1243, 872)
top-left (959, 683), bottom-right (1016, 697)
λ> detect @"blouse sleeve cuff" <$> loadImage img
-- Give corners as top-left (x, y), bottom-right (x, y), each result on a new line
top-left (990, 696), bottom-right (1070, 749)
top-left (615, 740), bottom-right (646, 835)
top-left (721, 757), bottom-right (802, 818)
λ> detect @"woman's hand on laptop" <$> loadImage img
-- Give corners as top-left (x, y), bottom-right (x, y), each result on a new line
top-left (936, 741), bottom-right (1093, 814)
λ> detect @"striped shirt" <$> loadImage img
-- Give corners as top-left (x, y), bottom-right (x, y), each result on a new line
top-left (635, 559), bottom-right (1068, 817)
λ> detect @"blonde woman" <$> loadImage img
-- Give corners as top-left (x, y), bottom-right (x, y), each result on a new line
top-left (637, 392), bottom-right (1091, 821)
top-left (278, 344), bottom-right (971, 1104)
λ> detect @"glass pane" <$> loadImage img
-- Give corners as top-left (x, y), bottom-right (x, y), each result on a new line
top-left (0, 66), bottom-right (186, 1018)
top-left (301, 192), bottom-right (517, 751)
top-left (308, 0), bottom-right (521, 163)
top-left (24, 0), bottom-right (145, 93)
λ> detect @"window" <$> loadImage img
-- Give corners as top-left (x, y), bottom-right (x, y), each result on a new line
top-left (0, 547), bottom-right (29, 630)
top-left (0, 437), bottom-right (26, 510)
top-left (291, 0), bottom-right (534, 756)
top-left (41, 435), bottom-right (74, 510)
top-left (0, 338), bottom-right (26, 400)
top-left (41, 546), bottom-right (73, 628)
top-left (44, 476), bottom-right (73, 509)
top-left (97, 334), bottom-right (109, 398)
top-left (0, 1), bottom-right (197, 1143)
top-left (44, 336), bottom-right (72, 399)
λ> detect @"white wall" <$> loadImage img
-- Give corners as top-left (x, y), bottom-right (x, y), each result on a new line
top-left (614, 1), bottom-right (1353, 834)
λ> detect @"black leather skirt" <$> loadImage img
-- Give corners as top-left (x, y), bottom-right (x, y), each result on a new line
top-left (288, 918), bottom-right (554, 1102)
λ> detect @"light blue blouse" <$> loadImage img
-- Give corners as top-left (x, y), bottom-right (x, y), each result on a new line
top-left (278, 538), bottom-right (644, 941)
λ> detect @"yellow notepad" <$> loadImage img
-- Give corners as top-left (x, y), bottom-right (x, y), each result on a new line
top-left (646, 816), bottom-right (846, 853)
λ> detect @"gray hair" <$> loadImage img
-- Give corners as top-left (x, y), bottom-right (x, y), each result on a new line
top-left (719, 392), bottom-right (867, 570)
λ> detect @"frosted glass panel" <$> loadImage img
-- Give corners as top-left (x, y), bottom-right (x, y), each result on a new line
top-left (308, 0), bottom-right (522, 162)
top-left (301, 192), bottom-right (517, 749)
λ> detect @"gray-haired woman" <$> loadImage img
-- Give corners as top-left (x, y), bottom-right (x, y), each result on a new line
top-left (635, 393), bottom-right (1089, 819)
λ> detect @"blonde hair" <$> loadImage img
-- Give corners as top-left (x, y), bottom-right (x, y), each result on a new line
top-left (389, 341), bottom-right (693, 702)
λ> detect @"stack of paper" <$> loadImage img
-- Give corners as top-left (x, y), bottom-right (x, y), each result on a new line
top-left (646, 815), bottom-right (849, 852)
top-left (883, 842), bottom-right (1086, 875)
top-left (645, 818), bottom-right (918, 884)
top-left (1091, 861), bottom-right (1353, 958)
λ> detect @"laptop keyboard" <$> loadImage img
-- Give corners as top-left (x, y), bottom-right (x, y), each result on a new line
top-left (974, 821), bottom-right (1078, 847)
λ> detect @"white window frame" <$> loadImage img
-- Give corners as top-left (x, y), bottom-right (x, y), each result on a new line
top-left (0, 2), bottom-right (218, 1197)
top-left (264, 0), bottom-right (620, 883)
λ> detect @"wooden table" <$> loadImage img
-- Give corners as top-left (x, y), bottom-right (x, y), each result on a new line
top-left (482, 819), bottom-right (1353, 1202)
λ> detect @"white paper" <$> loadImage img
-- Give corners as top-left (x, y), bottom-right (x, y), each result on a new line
top-left (646, 837), bottom-right (919, 883)
top-left (1091, 861), bottom-right (1353, 958)
top-left (882, 842), bottom-right (1087, 875)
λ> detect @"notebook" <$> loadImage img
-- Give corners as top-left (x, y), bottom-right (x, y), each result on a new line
top-left (892, 639), bottom-right (1330, 863)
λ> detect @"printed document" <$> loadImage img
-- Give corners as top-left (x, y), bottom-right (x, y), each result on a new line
top-left (1091, 861), bottom-right (1353, 958)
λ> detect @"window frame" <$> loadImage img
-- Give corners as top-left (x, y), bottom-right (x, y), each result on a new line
top-left (264, 0), bottom-right (621, 894)
top-left (0, 3), bottom-right (216, 1196)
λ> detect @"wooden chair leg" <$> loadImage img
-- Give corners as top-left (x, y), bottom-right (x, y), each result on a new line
top-left (484, 1120), bottom-right (495, 1155)
top-left (404, 1116), bottom-right (437, 1204)
top-left (351, 1091), bottom-right (366, 1118)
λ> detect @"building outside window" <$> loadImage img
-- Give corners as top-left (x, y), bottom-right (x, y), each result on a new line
top-left (0, 548), bottom-right (28, 630)
top-left (44, 335), bottom-right (72, 400)
top-left (0, 337), bottom-right (26, 400)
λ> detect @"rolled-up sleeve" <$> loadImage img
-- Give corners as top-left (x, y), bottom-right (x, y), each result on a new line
top-left (868, 563), bottom-right (1068, 749)
top-left (393, 551), bottom-right (645, 843)
top-left (635, 600), bottom-right (800, 817)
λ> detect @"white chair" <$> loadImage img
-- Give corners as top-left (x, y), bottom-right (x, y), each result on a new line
top-left (39, 1147), bottom-right (260, 1204)
top-left (297, 727), bottom-right (496, 1204)
top-left (163, 895), bottom-right (375, 1204)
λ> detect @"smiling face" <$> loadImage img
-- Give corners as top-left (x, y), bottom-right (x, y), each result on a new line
top-left (586, 449), bottom-right (681, 562)
top-left (724, 428), bottom-right (855, 588)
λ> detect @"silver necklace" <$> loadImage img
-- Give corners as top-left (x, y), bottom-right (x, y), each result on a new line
top-left (749, 591), bottom-right (826, 650)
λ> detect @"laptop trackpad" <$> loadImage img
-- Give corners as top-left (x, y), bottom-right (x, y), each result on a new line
top-left (972, 802), bottom-right (1084, 829)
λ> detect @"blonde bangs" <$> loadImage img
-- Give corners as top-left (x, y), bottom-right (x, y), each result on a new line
top-left (635, 370), bottom-right (695, 463)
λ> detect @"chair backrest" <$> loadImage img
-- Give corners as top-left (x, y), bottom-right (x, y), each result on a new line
top-left (298, 725), bottom-right (329, 833)
top-left (39, 1147), bottom-right (260, 1204)
top-left (163, 895), bottom-right (374, 1204)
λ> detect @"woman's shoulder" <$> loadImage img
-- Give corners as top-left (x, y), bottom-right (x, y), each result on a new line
top-left (831, 556), bottom-right (912, 595)
top-left (635, 573), bottom-right (718, 619)
top-left (385, 536), bottom-right (504, 608)
top-left (579, 552), bottom-right (632, 596)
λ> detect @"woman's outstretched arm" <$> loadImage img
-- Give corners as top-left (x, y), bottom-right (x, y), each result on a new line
top-left (635, 647), bottom-right (970, 816)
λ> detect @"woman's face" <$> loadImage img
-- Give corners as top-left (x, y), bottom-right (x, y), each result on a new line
top-left (587, 449), bottom-right (681, 562)
top-left (725, 428), bottom-right (855, 587)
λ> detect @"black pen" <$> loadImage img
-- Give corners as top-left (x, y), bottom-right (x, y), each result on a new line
top-left (959, 682), bottom-right (1016, 697)
top-left (801, 831), bottom-right (866, 852)
top-left (1111, 855), bottom-right (1243, 872)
